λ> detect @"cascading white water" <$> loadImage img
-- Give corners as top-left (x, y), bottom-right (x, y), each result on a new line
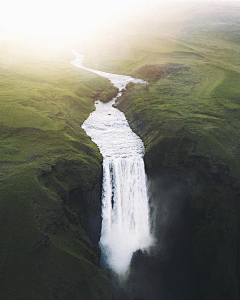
top-left (71, 51), bottom-right (152, 274)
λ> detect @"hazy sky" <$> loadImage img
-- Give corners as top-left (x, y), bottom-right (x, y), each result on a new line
top-left (0, 0), bottom-right (238, 42)
top-left (1, 0), bottom-right (149, 39)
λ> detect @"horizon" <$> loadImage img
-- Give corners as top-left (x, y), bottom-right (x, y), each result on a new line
top-left (1, 0), bottom-right (240, 48)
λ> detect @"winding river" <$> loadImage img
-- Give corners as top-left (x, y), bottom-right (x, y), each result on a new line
top-left (71, 51), bottom-right (152, 275)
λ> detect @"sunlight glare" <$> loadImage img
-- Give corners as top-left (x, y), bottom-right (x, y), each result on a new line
top-left (1, 0), bottom-right (151, 41)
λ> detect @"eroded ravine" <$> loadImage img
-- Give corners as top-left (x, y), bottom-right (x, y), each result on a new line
top-left (71, 51), bottom-right (152, 275)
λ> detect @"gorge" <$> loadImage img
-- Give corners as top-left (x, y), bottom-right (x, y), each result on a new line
top-left (72, 51), bottom-right (152, 275)
top-left (1, 2), bottom-right (240, 299)
top-left (71, 43), bottom-right (240, 299)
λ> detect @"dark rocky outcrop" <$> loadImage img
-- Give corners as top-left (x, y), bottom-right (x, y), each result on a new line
top-left (141, 140), bottom-right (240, 300)
top-left (37, 159), bottom-right (103, 245)
top-left (30, 159), bottom-right (113, 300)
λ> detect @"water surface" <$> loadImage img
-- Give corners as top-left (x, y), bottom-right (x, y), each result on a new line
top-left (71, 52), bottom-right (152, 274)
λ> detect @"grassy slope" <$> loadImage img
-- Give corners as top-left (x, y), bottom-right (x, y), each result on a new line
top-left (84, 30), bottom-right (240, 179)
top-left (119, 62), bottom-right (240, 179)
top-left (0, 41), bottom-right (114, 300)
top-left (82, 33), bottom-right (195, 75)
top-left (2, 7), bottom-right (240, 298)
top-left (80, 17), bottom-right (240, 298)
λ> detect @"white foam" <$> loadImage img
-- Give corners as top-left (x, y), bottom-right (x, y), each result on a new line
top-left (71, 51), bottom-right (152, 274)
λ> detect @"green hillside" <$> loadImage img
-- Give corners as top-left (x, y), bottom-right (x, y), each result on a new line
top-left (84, 26), bottom-right (240, 300)
top-left (1, 2), bottom-right (240, 299)
top-left (0, 41), bottom-right (114, 300)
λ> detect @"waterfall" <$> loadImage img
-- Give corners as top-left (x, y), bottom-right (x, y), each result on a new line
top-left (71, 51), bottom-right (152, 274)
top-left (100, 157), bottom-right (152, 274)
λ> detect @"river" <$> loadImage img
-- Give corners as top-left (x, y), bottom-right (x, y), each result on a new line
top-left (71, 51), bottom-right (152, 275)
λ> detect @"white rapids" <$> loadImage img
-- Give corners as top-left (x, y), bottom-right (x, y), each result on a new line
top-left (71, 51), bottom-right (152, 275)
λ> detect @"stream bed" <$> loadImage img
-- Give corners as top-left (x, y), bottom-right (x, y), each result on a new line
top-left (71, 51), bottom-right (152, 275)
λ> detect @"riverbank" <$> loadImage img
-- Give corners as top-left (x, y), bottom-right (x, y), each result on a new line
top-left (72, 51), bottom-right (152, 275)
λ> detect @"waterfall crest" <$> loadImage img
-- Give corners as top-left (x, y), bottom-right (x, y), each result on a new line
top-left (71, 51), bottom-right (152, 274)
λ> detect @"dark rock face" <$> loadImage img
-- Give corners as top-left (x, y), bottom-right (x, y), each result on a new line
top-left (32, 159), bottom-right (113, 300)
top-left (66, 174), bottom-right (103, 245)
top-left (37, 160), bottom-right (103, 245)
top-left (145, 152), bottom-right (240, 300)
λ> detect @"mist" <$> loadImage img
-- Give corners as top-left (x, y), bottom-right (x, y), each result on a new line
top-left (110, 167), bottom-right (199, 300)
top-left (1, 0), bottom-right (239, 46)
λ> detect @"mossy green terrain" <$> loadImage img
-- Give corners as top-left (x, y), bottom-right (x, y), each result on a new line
top-left (118, 34), bottom-right (240, 299)
top-left (0, 41), bottom-right (114, 300)
top-left (82, 33), bottom-right (195, 75)
top-left (80, 20), bottom-right (240, 299)
top-left (118, 64), bottom-right (240, 178)
top-left (1, 3), bottom-right (240, 299)
top-left (85, 30), bottom-right (240, 180)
